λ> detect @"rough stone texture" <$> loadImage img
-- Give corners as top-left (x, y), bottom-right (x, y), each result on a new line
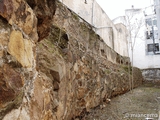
top-left (0, 7), bottom-right (32, 120)
top-left (8, 30), bottom-right (34, 68)
top-left (133, 67), bottom-right (144, 87)
top-left (28, 72), bottom-right (57, 120)
top-left (142, 68), bottom-right (160, 81)
top-left (53, 2), bottom-right (129, 65)
top-left (35, 28), bottom-right (143, 119)
top-left (0, 64), bottom-right (23, 120)
top-left (0, 0), bottom-right (38, 41)
top-left (0, 1), bottom-right (143, 120)
top-left (0, 0), bottom-right (38, 119)
top-left (25, 0), bottom-right (56, 41)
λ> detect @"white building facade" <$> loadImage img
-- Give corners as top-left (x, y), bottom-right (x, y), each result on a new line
top-left (154, 0), bottom-right (160, 40)
top-left (113, 2), bottom-right (160, 80)
top-left (113, 5), bottom-right (160, 70)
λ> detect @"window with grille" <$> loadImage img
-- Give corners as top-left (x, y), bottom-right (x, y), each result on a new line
top-left (147, 43), bottom-right (159, 52)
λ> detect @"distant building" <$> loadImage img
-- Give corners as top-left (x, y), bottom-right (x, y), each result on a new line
top-left (145, 14), bottom-right (160, 55)
top-left (113, 2), bottom-right (160, 80)
top-left (154, 0), bottom-right (160, 40)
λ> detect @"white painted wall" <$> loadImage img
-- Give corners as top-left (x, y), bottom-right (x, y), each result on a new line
top-left (115, 23), bottom-right (128, 57)
top-left (114, 9), bottom-right (160, 69)
top-left (155, 0), bottom-right (160, 40)
top-left (58, 0), bottom-right (128, 57)
top-left (129, 10), bottom-right (160, 69)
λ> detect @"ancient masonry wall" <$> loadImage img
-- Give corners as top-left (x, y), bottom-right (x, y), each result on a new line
top-left (59, 0), bottom-right (129, 57)
top-left (0, 0), bottom-right (143, 120)
top-left (142, 69), bottom-right (160, 81)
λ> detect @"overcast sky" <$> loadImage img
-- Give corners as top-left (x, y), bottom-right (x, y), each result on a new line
top-left (96, 0), bottom-right (153, 20)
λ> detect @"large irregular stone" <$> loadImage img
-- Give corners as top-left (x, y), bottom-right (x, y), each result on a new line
top-left (0, 18), bottom-right (10, 62)
top-left (0, 64), bottom-right (23, 120)
top-left (8, 30), bottom-right (34, 68)
top-left (2, 107), bottom-right (30, 120)
top-left (0, 1), bottom-right (143, 120)
top-left (2, 72), bottom-right (58, 120)
top-left (0, 0), bottom-right (38, 41)
top-left (25, 0), bottom-right (56, 41)
top-left (29, 72), bottom-right (57, 120)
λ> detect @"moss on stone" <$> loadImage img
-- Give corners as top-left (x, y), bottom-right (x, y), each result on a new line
top-left (121, 65), bottom-right (132, 74)
top-left (72, 12), bottom-right (79, 20)
top-left (105, 69), bottom-right (111, 74)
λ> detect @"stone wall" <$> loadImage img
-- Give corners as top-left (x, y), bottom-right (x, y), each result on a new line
top-left (0, 0), bottom-right (143, 120)
top-left (59, 0), bottom-right (129, 57)
top-left (142, 69), bottom-right (160, 81)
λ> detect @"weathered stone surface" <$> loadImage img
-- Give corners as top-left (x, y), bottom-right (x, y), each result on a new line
top-left (35, 25), bottom-right (142, 119)
top-left (0, 0), bottom-right (38, 41)
top-left (0, 19), bottom-right (25, 120)
top-left (0, 1), bottom-right (143, 120)
top-left (8, 30), bottom-right (34, 68)
top-left (0, 18), bottom-right (10, 62)
top-left (3, 107), bottom-right (30, 120)
top-left (0, 64), bottom-right (23, 120)
top-left (29, 72), bottom-right (56, 120)
top-left (25, 0), bottom-right (56, 41)
top-left (0, 64), bottom-right (23, 103)
top-left (133, 67), bottom-right (143, 87)
top-left (142, 68), bottom-right (160, 81)
top-left (0, 1), bottom-right (36, 119)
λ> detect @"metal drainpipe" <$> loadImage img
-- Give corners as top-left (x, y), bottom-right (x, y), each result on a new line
top-left (92, 0), bottom-right (94, 26)
top-left (152, 26), bottom-right (156, 54)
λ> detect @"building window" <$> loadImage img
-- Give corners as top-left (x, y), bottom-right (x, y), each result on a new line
top-left (147, 43), bottom-right (159, 52)
top-left (145, 16), bottom-right (158, 40)
top-left (146, 31), bottom-right (153, 39)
